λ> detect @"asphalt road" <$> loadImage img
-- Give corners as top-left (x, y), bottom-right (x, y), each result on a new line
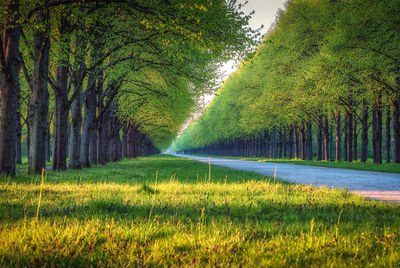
top-left (173, 154), bottom-right (400, 202)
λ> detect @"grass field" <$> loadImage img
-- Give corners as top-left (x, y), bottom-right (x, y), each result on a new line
top-left (189, 154), bottom-right (400, 174)
top-left (1, 155), bottom-right (399, 266)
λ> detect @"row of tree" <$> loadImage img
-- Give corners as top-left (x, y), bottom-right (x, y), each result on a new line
top-left (0, 0), bottom-right (258, 176)
top-left (174, 0), bottom-right (400, 164)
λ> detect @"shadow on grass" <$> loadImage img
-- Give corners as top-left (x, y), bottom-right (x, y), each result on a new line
top-left (2, 193), bottom-right (399, 230)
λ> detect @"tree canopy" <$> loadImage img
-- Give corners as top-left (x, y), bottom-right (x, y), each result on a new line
top-left (0, 0), bottom-right (259, 175)
top-left (174, 0), bottom-right (400, 165)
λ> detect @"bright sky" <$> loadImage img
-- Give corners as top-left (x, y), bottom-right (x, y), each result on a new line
top-left (200, 0), bottom-right (287, 106)
top-left (220, 0), bottom-right (287, 79)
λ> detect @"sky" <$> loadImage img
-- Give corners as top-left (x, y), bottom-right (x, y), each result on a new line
top-left (220, 0), bottom-right (287, 79)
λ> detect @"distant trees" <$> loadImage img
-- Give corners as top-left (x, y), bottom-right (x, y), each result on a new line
top-left (174, 0), bottom-right (400, 165)
top-left (0, 0), bottom-right (258, 176)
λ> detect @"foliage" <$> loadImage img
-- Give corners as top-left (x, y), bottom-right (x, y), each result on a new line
top-left (174, 0), bottom-right (400, 155)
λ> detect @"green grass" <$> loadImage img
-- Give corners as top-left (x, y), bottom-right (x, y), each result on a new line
top-left (16, 159), bottom-right (52, 171)
top-left (1, 155), bottom-right (399, 266)
top-left (190, 154), bottom-right (400, 174)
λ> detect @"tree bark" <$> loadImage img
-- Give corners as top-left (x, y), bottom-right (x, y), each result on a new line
top-left (80, 74), bottom-right (97, 167)
top-left (282, 128), bottom-right (287, 158)
top-left (52, 15), bottom-right (71, 171)
top-left (29, 26), bottom-right (50, 174)
top-left (122, 123), bottom-right (128, 158)
top-left (104, 103), bottom-right (113, 162)
top-left (299, 122), bottom-right (306, 160)
top-left (97, 73), bottom-right (107, 165)
top-left (53, 62), bottom-right (69, 171)
top-left (346, 111), bottom-right (353, 162)
top-left (278, 129), bottom-right (283, 158)
top-left (324, 115), bottom-right (329, 161)
top-left (361, 102), bottom-right (368, 163)
top-left (317, 119), bottom-right (323, 161)
top-left (68, 30), bottom-right (86, 169)
top-left (89, 128), bottom-right (98, 164)
top-left (306, 121), bottom-right (313, 160)
top-left (45, 120), bottom-right (51, 162)
top-left (343, 114), bottom-right (348, 161)
top-left (68, 73), bottom-right (83, 169)
top-left (372, 94), bottom-right (383, 164)
top-left (393, 96), bottom-right (400, 163)
top-left (334, 109), bottom-right (341, 161)
top-left (288, 127), bottom-right (293, 158)
top-left (27, 119), bottom-right (31, 161)
top-left (16, 110), bottom-right (22, 164)
top-left (293, 124), bottom-right (299, 159)
top-left (0, 0), bottom-right (21, 176)
top-left (386, 107), bottom-right (391, 163)
top-left (353, 115), bottom-right (357, 161)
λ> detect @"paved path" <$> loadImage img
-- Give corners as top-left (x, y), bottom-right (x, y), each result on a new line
top-left (173, 154), bottom-right (400, 202)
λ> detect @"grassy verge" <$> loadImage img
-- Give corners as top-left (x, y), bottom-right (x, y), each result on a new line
top-left (189, 154), bottom-right (400, 174)
top-left (1, 155), bottom-right (399, 266)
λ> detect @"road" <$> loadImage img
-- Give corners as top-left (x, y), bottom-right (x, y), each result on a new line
top-left (173, 154), bottom-right (400, 202)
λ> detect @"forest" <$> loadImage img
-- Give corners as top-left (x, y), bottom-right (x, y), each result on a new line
top-left (175, 0), bottom-right (400, 165)
top-left (0, 0), bottom-right (258, 176)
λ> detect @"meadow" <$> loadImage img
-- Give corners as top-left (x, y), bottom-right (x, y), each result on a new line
top-left (1, 155), bottom-right (399, 266)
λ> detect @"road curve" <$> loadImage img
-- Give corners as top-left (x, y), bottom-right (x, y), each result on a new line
top-left (172, 154), bottom-right (400, 202)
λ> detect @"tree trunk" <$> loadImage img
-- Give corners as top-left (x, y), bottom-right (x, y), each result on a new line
top-left (0, 0), bottom-right (21, 176)
top-left (27, 119), bottom-right (30, 161)
top-left (386, 107), bottom-right (391, 163)
top-left (353, 115), bottom-right (357, 161)
top-left (334, 109), bottom-right (341, 161)
top-left (323, 115), bottom-right (329, 161)
top-left (288, 127), bottom-right (293, 158)
top-left (372, 94), bottom-right (383, 164)
top-left (361, 102), bottom-right (368, 163)
top-left (97, 73), bottom-right (107, 165)
top-left (346, 111), bottom-right (353, 162)
top-left (329, 123), bottom-right (334, 161)
top-left (104, 104), bottom-right (113, 162)
top-left (80, 74), bottom-right (97, 167)
top-left (293, 124), bottom-right (299, 159)
top-left (68, 31), bottom-right (86, 169)
top-left (53, 15), bottom-right (70, 171)
top-left (343, 114), bottom-right (348, 161)
top-left (317, 119), bottom-right (323, 161)
top-left (278, 129), bottom-right (283, 158)
top-left (393, 96), bottom-right (400, 163)
top-left (90, 128), bottom-right (98, 164)
top-left (299, 122), bottom-right (306, 160)
top-left (68, 75), bottom-right (83, 169)
top-left (306, 121), bottom-right (313, 160)
top-left (45, 121), bottom-right (51, 162)
top-left (282, 128), bottom-right (287, 158)
top-left (53, 64), bottom-right (69, 171)
top-left (29, 27), bottom-right (50, 174)
top-left (111, 113), bottom-right (121, 161)
top-left (122, 123), bottom-right (128, 158)
top-left (16, 110), bottom-right (22, 164)
top-left (264, 130), bottom-right (270, 158)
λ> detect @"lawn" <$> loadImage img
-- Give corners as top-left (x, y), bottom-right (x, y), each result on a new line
top-left (189, 154), bottom-right (400, 174)
top-left (1, 155), bottom-right (399, 266)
